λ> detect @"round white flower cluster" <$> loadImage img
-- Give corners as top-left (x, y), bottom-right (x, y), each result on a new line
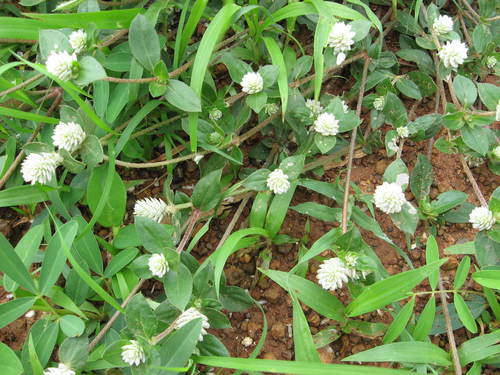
top-left (43, 363), bottom-right (75, 375)
top-left (148, 253), bottom-right (169, 277)
top-left (396, 126), bottom-right (410, 138)
top-left (174, 307), bottom-right (210, 341)
top-left (438, 39), bottom-right (468, 69)
top-left (469, 206), bottom-right (496, 231)
top-left (486, 56), bottom-right (497, 69)
top-left (327, 22), bottom-right (356, 65)
top-left (52, 121), bottom-right (87, 153)
top-left (209, 108), bottom-right (222, 122)
top-left (240, 71), bottom-right (263, 94)
top-left (121, 340), bottom-right (146, 366)
top-left (433, 15), bottom-right (454, 35)
top-left (264, 102), bottom-right (279, 116)
top-left (374, 182), bottom-right (407, 214)
top-left (373, 96), bottom-right (385, 111)
top-left (317, 252), bottom-right (364, 291)
top-left (133, 197), bottom-right (172, 223)
top-left (266, 169), bottom-right (290, 195)
top-left (21, 152), bottom-right (63, 185)
top-left (305, 99), bottom-right (324, 118)
top-left (69, 29), bottom-right (87, 54)
top-left (314, 112), bottom-right (339, 136)
top-left (46, 50), bottom-right (78, 81)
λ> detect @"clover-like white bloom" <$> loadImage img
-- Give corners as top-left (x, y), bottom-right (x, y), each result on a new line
top-left (46, 50), bottom-right (78, 81)
top-left (121, 340), bottom-right (145, 366)
top-left (133, 197), bottom-right (171, 223)
top-left (396, 126), bottom-right (410, 138)
top-left (469, 206), bottom-right (496, 231)
top-left (148, 253), bottom-right (169, 278)
top-left (44, 363), bottom-right (75, 375)
top-left (305, 99), bottom-right (323, 118)
top-left (209, 108), bottom-right (222, 122)
top-left (341, 100), bottom-right (349, 113)
top-left (438, 40), bottom-right (468, 68)
top-left (314, 112), bottom-right (339, 136)
top-left (433, 15), bottom-right (454, 35)
top-left (21, 152), bottom-right (62, 185)
top-left (342, 252), bottom-right (359, 279)
top-left (328, 22), bottom-right (355, 65)
top-left (496, 100), bottom-right (500, 122)
top-left (52, 121), bottom-right (86, 153)
top-left (69, 29), bottom-right (87, 54)
top-left (374, 182), bottom-right (407, 214)
top-left (373, 96), bottom-right (385, 111)
top-left (174, 307), bottom-right (210, 341)
top-left (240, 71), bottom-right (263, 94)
top-left (264, 103), bottom-right (279, 116)
top-left (317, 257), bottom-right (350, 291)
top-left (487, 56), bottom-right (497, 69)
top-left (266, 169), bottom-right (290, 195)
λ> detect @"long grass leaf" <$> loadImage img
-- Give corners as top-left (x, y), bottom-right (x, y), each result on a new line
top-left (0, 106), bottom-right (58, 124)
top-left (177, 0), bottom-right (208, 67)
top-left (263, 37), bottom-right (288, 118)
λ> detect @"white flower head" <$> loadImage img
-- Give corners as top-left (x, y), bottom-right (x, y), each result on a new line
top-left (209, 108), bottom-right (222, 122)
top-left (374, 182), bottom-right (407, 214)
top-left (174, 307), bottom-right (210, 341)
top-left (396, 126), bottom-right (410, 138)
top-left (46, 50), bottom-right (78, 81)
top-left (469, 206), bottom-right (496, 231)
top-left (52, 121), bottom-right (86, 152)
top-left (305, 99), bottom-right (323, 118)
top-left (148, 253), bottom-right (169, 278)
top-left (342, 252), bottom-right (359, 279)
top-left (341, 100), bottom-right (349, 113)
top-left (44, 363), bottom-right (75, 375)
top-left (69, 29), bottom-right (87, 54)
top-left (433, 15), bottom-right (454, 35)
top-left (438, 40), bottom-right (468, 68)
top-left (240, 71), bottom-right (264, 94)
top-left (316, 257), bottom-right (350, 291)
top-left (486, 56), bottom-right (497, 69)
top-left (264, 103), bottom-right (279, 116)
top-left (373, 96), bottom-right (385, 111)
top-left (328, 22), bottom-right (355, 53)
top-left (21, 152), bottom-right (63, 185)
top-left (314, 112), bottom-right (339, 136)
top-left (121, 340), bottom-right (145, 366)
top-left (134, 197), bottom-right (172, 223)
top-left (266, 168), bottom-right (290, 195)
top-left (25, 310), bottom-right (36, 318)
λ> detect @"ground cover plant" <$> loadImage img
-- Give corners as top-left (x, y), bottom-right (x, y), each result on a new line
top-left (0, 0), bottom-right (498, 374)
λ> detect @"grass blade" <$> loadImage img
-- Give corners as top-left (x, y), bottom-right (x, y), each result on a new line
top-left (263, 37), bottom-right (289, 117)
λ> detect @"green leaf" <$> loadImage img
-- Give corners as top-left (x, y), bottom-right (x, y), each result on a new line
top-left (0, 233), bottom-right (37, 293)
top-left (188, 3), bottom-right (240, 150)
top-left (425, 235), bottom-right (439, 290)
top-left (413, 295), bottom-right (436, 341)
top-left (135, 216), bottom-right (174, 254)
top-left (125, 293), bottom-right (157, 338)
top-left (59, 315), bottom-right (85, 337)
top-left (291, 202), bottom-right (341, 222)
top-left (157, 319), bottom-right (202, 370)
top-left (343, 342), bottom-right (451, 366)
top-left (39, 29), bottom-right (71, 60)
top-left (164, 263), bottom-right (193, 310)
top-left (194, 356), bottom-right (413, 375)
top-left (39, 221), bottom-right (78, 295)
top-left (58, 336), bottom-right (88, 369)
top-left (0, 106), bottom-right (59, 125)
top-left (396, 78), bottom-right (421, 99)
top-left (430, 191), bottom-right (468, 214)
top-left (0, 297), bottom-right (36, 329)
top-left (245, 91), bottom-right (268, 113)
top-left (314, 133), bottom-right (337, 154)
top-left (383, 158), bottom-right (408, 188)
top-left (165, 79), bottom-right (202, 112)
top-left (390, 203), bottom-right (418, 235)
top-left (461, 126), bottom-right (490, 156)
top-left (383, 92), bottom-right (408, 128)
top-left (265, 184), bottom-right (296, 238)
top-left (383, 297), bottom-right (415, 344)
top-left (104, 248), bottom-right (139, 278)
top-left (453, 75), bottom-right (477, 107)
top-left (292, 296), bottom-right (320, 362)
top-left (175, 0), bottom-right (208, 67)
top-left (346, 259), bottom-right (446, 317)
top-left (454, 294), bottom-right (478, 333)
top-left (454, 256), bottom-right (471, 289)
top-left (0, 342), bottom-right (23, 375)
top-left (458, 330), bottom-right (500, 366)
top-left (472, 270), bottom-right (500, 289)
top-left (263, 37), bottom-right (288, 116)
top-left (410, 154), bottom-right (432, 201)
top-left (87, 164), bottom-right (126, 227)
top-left (80, 135), bottom-right (104, 169)
top-left (128, 14), bottom-right (160, 72)
top-left (477, 83), bottom-right (500, 110)
top-left (192, 169), bottom-right (222, 211)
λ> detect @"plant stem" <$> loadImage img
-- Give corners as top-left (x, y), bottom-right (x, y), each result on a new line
top-left (438, 277), bottom-right (463, 375)
top-left (341, 54), bottom-right (369, 234)
top-left (176, 209), bottom-right (202, 254)
top-left (459, 154), bottom-right (488, 206)
top-left (458, 0), bottom-right (481, 24)
top-left (0, 73), bottom-right (43, 98)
